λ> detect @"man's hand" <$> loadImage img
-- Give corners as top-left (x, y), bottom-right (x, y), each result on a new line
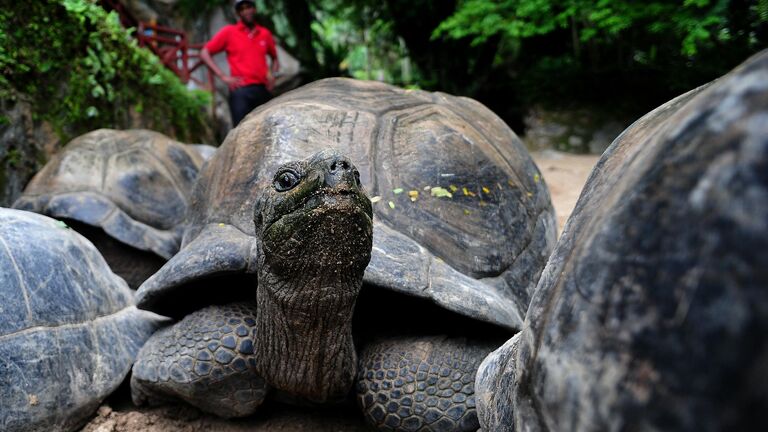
top-left (222, 75), bottom-right (244, 90)
top-left (267, 60), bottom-right (280, 92)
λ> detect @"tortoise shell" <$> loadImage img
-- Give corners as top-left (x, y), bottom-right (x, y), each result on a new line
top-left (476, 50), bottom-right (768, 431)
top-left (13, 129), bottom-right (207, 259)
top-left (139, 78), bottom-right (556, 328)
top-left (0, 208), bottom-right (163, 432)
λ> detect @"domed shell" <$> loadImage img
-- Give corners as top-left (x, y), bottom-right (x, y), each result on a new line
top-left (13, 129), bottom-right (207, 259)
top-left (183, 78), bottom-right (555, 318)
top-left (476, 50), bottom-right (768, 431)
top-left (0, 208), bottom-right (163, 432)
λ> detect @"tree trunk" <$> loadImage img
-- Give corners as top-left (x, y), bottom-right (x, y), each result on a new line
top-left (279, 0), bottom-right (320, 76)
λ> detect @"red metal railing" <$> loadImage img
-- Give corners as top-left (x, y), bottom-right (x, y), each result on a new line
top-left (136, 22), bottom-right (214, 92)
top-left (99, 0), bottom-right (216, 108)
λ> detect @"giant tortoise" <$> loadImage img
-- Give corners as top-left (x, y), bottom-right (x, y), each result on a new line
top-left (475, 50), bottom-right (768, 431)
top-left (13, 129), bottom-right (213, 288)
top-left (0, 208), bottom-right (164, 432)
top-left (132, 78), bottom-right (556, 431)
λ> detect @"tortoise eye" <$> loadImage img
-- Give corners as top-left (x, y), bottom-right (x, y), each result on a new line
top-left (273, 169), bottom-right (301, 192)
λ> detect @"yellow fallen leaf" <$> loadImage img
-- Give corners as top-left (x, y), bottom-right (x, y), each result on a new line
top-left (388, 201), bottom-right (395, 209)
top-left (393, 188), bottom-right (404, 194)
top-left (463, 187), bottom-right (476, 197)
top-left (218, 223), bottom-right (225, 227)
top-left (534, 174), bottom-right (540, 183)
top-left (479, 200), bottom-right (487, 207)
top-left (449, 185), bottom-right (458, 192)
top-left (408, 190), bottom-right (419, 202)
top-left (464, 209), bottom-right (471, 215)
top-left (526, 192), bottom-right (533, 198)
top-left (482, 186), bottom-right (490, 194)
top-left (370, 196), bottom-right (382, 203)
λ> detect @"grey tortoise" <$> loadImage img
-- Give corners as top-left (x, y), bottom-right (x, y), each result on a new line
top-left (475, 49), bottom-right (768, 432)
top-left (132, 78), bottom-right (557, 432)
top-left (133, 150), bottom-right (499, 432)
top-left (13, 128), bottom-right (213, 288)
top-left (137, 77), bottom-right (556, 327)
top-left (0, 207), bottom-right (164, 432)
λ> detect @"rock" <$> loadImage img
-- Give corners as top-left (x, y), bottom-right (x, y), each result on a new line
top-left (476, 49), bottom-right (768, 431)
top-left (523, 106), bottom-right (631, 154)
top-left (0, 100), bottom-right (61, 207)
top-left (588, 120), bottom-right (625, 154)
top-left (567, 135), bottom-right (583, 147)
top-left (98, 406), bottom-right (114, 417)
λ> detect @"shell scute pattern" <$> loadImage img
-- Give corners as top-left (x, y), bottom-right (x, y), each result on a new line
top-left (0, 208), bottom-right (162, 432)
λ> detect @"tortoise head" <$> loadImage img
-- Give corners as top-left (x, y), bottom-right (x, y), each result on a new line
top-left (251, 150), bottom-right (374, 402)
top-left (255, 149), bottom-right (374, 275)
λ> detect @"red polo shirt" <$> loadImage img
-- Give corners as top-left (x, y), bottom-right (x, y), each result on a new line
top-left (205, 21), bottom-right (277, 86)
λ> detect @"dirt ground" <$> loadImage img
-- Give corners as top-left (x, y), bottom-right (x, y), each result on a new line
top-left (531, 150), bottom-right (601, 234)
top-left (78, 150), bottom-right (600, 432)
top-left (80, 399), bottom-right (372, 432)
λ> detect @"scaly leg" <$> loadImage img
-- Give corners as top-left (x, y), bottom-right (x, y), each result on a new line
top-left (356, 336), bottom-right (496, 432)
top-left (131, 302), bottom-right (269, 417)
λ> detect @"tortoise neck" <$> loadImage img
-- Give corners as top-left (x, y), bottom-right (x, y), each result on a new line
top-left (253, 264), bottom-right (362, 402)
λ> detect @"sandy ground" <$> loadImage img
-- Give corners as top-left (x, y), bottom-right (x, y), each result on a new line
top-left (531, 150), bottom-right (601, 234)
top-left (78, 150), bottom-right (600, 432)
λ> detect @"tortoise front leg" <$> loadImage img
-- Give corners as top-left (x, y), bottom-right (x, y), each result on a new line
top-left (131, 302), bottom-right (269, 417)
top-left (356, 336), bottom-right (496, 432)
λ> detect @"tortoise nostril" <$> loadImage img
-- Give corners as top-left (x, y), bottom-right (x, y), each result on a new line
top-left (329, 158), bottom-right (352, 173)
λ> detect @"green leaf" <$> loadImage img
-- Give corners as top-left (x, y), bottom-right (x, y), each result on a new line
top-left (430, 187), bottom-right (453, 198)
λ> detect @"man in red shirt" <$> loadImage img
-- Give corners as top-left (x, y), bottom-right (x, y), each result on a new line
top-left (200, 0), bottom-right (280, 126)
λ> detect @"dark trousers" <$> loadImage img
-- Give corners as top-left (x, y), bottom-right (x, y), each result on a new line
top-left (229, 84), bottom-right (272, 126)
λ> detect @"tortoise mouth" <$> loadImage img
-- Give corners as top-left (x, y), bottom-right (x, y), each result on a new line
top-left (303, 187), bottom-right (364, 209)
top-left (261, 187), bottom-right (373, 271)
top-left (263, 186), bottom-right (371, 234)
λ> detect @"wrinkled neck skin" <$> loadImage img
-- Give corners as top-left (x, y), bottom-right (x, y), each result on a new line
top-left (253, 254), bottom-right (364, 403)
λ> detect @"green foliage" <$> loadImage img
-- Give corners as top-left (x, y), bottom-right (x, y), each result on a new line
top-left (5, 149), bottom-right (22, 168)
top-left (0, 0), bottom-right (211, 142)
top-left (312, 1), bottom-right (413, 83)
top-left (434, 0), bottom-right (739, 57)
top-left (256, 0), bottom-right (418, 84)
top-left (428, 0), bottom-right (765, 119)
top-left (434, 0), bottom-right (562, 44)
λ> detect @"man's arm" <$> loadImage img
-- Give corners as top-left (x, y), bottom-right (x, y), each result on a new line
top-left (265, 32), bottom-right (280, 90)
top-left (200, 48), bottom-right (242, 89)
top-left (270, 52), bottom-right (280, 75)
